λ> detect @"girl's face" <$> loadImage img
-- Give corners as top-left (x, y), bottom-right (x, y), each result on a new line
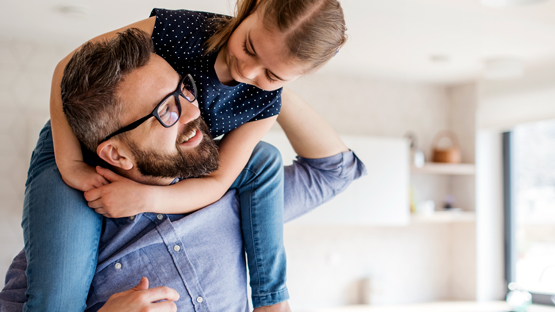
top-left (224, 8), bottom-right (306, 91)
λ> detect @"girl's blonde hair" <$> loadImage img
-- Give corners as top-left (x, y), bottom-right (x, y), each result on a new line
top-left (206, 0), bottom-right (347, 72)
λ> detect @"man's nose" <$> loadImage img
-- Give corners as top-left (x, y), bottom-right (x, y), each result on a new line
top-left (178, 99), bottom-right (201, 125)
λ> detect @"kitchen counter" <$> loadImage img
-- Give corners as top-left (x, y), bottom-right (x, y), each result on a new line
top-left (305, 301), bottom-right (555, 312)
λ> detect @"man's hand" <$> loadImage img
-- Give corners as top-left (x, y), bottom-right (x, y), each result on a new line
top-left (99, 277), bottom-right (179, 312)
top-left (85, 167), bottom-right (154, 218)
top-left (60, 162), bottom-right (110, 192)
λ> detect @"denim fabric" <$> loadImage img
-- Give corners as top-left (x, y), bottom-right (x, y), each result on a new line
top-left (231, 143), bottom-right (287, 308)
top-left (2, 129), bottom-right (367, 311)
top-left (21, 121), bottom-right (103, 312)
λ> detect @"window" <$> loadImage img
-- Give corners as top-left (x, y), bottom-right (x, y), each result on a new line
top-left (504, 119), bottom-right (555, 305)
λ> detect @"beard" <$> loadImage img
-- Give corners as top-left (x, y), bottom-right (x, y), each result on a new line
top-left (128, 117), bottom-right (219, 180)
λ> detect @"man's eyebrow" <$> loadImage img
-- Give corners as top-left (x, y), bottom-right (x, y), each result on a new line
top-left (248, 32), bottom-right (287, 82)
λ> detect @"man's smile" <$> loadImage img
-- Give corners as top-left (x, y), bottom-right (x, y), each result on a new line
top-left (179, 128), bottom-right (203, 147)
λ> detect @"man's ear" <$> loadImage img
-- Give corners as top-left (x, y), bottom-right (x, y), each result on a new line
top-left (96, 141), bottom-right (134, 171)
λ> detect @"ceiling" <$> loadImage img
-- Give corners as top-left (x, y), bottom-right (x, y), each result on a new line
top-left (4, 0), bottom-right (555, 84)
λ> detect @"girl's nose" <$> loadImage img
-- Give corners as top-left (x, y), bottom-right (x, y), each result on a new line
top-left (240, 59), bottom-right (261, 80)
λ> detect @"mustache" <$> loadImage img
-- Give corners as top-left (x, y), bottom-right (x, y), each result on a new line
top-left (176, 117), bottom-right (202, 144)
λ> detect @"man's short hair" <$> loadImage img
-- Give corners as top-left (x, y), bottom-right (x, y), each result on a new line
top-left (61, 28), bottom-right (154, 151)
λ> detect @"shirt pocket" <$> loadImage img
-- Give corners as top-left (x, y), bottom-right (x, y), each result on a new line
top-left (89, 249), bottom-right (163, 303)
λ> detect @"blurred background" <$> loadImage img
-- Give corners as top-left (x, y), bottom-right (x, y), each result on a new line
top-left (1, 0), bottom-right (555, 311)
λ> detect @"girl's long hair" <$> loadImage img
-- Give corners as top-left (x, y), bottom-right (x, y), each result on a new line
top-left (205, 0), bottom-right (347, 72)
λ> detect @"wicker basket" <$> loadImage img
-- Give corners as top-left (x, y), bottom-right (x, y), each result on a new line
top-left (431, 130), bottom-right (461, 163)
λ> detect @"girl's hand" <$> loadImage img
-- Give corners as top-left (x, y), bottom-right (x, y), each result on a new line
top-left (61, 162), bottom-right (109, 192)
top-left (84, 167), bottom-right (155, 218)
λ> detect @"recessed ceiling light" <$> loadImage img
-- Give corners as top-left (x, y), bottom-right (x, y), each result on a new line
top-left (483, 57), bottom-right (523, 80)
top-left (55, 5), bottom-right (89, 18)
top-left (429, 55), bottom-right (450, 63)
top-left (481, 0), bottom-right (548, 7)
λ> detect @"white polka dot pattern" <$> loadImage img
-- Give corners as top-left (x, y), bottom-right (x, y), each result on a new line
top-left (150, 9), bottom-right (282, 138)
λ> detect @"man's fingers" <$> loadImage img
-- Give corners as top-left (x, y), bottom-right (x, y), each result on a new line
top-left (150, 300), bottom-right (178, 312)
top-left (134, 277), bottom-right (149, 290)
top-left (143, 286), bottom-right (180, 303)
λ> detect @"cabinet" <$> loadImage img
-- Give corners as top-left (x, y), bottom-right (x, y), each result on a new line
top-left (263, 131), bottom-right (410, 226)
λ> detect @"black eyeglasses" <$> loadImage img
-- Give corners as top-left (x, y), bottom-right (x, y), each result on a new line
top-left (101, 74), bottom-right (198, 143)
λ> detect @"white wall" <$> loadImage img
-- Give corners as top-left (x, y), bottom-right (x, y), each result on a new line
top-left (475, 130), bottom-right (506, 301)
top-left (0, 37), bottom-right (72, 279)
top-left (284, 223), bottom-right (454, 310)
top-left (0, 37), bottom-right (475, 309)
top-left (479, 61), bottom-right (555, 131)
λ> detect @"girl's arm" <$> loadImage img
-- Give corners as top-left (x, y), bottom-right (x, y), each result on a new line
top-left (277, 87), bottom-right (349, 158)
top-left (85, 116), bottom-right (277, 218)
top-left (85, 86), bottom-right (345, 218)
top-left (85, 86), bottom-right (343, 218)
top-left (51, 17), bottom-right (156, 192)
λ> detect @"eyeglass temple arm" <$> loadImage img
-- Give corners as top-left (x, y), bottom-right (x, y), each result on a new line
top-left (101, 114), bottom-right (153, 143)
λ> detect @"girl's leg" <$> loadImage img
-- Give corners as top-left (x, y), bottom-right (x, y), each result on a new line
top-left (230, 141), bottom-right (288, 308)
top-left (21, 121), bottom-right (102, 311)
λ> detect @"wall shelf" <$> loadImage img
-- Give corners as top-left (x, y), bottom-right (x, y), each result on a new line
top-left (411, 211), bottom-right (476, 223)
top-left (411, 163), bottom-right (475, 175)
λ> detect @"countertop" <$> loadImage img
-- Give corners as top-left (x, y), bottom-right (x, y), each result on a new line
top-left (304, 301), bottom-right (555, 312)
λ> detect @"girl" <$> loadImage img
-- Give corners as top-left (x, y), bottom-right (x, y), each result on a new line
top-left (24, 0), bottom-right (346, 311)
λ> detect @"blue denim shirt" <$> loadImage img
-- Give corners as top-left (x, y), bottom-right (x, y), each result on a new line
top-left (0, 151), bottom-right (366, 312)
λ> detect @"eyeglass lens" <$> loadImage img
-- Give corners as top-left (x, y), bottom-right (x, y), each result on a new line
top-left (157, 76), bottom-right (196, 127)
top-left (180, 76), bottom-right (196, 102)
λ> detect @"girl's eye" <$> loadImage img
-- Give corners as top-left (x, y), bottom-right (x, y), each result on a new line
top-left (242, 40), bottom-right (277, 83)
top-left (242, 40), bottom-right (255, 57)
top-left (265, 71), bottom-right (277, 83)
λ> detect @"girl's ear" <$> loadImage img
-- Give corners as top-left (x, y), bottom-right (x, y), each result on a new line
top-left (96, 141), bottom-right (134, 171)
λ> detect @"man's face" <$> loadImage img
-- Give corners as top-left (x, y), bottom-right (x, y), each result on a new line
top-left (115, 53), bottom-right (218, 180)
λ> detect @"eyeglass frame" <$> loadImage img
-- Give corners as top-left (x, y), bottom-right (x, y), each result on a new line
top-left (100, 74), bottom-right (198, 143)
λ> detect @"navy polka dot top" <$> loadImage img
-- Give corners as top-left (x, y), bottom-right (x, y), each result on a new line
top-left (150, 8), bottom-right (282, 139)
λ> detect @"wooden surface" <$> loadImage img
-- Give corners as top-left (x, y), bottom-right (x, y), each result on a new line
top-left (411, 163), bottom-right (476, 175)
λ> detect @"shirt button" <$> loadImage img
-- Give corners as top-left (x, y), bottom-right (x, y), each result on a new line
top-left (196, 296), bottom-right (203, 303)
top-left (174, 245), bottom-right (181, 252)
top-left (157, 214), bottom-right (164, 220)
top-left (115, 263), bottom-right (122, 269)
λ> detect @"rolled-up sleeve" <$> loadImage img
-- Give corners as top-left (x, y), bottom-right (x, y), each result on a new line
top-left (283, 151), bottom-right (367, 223)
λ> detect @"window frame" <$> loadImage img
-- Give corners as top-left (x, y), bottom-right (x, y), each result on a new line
top-left (503, 130), bottom-right (555, 306)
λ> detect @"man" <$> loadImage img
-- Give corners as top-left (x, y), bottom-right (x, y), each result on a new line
top-left (0, 29), bottom-right (366, 311)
